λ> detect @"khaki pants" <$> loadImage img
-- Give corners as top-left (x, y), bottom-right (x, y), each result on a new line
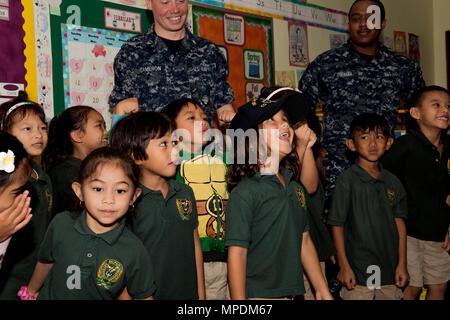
top-left (205, 261), bottom-right (230, 300)
top-left (340, 284), bottom-right (403, 300)
top-left (407, 236), bottom-right (450, 287)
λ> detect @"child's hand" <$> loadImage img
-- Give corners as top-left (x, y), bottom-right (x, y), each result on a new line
top-left (294, 124), bottom-right (317, 149)
top-left (0, 191), bottom-right (32, 242)
top-left (337, 265), bottom-right (356, 290)
top-left (217, 109), bottom-right (236, 124)
top-left (395, 265), bottom-right (409, 288)
top-left (442, 232), bottom-right (450, 252)
top-left (114, 97), bottom-right (139, 115)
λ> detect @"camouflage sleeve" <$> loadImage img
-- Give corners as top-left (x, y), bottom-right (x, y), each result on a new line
top-left (298, 59), bottom-right (322, 113)
top-left (401, 60), bottom-right (425, 106)
top-left (211, 45), bottom-right (235, 109)
top-left (108, 45), bottom-right (140, 111)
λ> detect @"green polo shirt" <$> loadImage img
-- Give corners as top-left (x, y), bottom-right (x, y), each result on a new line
top-left (382, 129), bottom-right (450, 242)
top-left (130, 179), bottom-right (199, 300)
top-left (225, 169), bottom-right (309, 298)
top-left (305, 182), bottom-right (336, 261)
top-left (49, 156), bottom-right (82, 216)
top-left (36, 211), bottom-right (156, 300)
top-left (0, 162), bottom-right (52, 299)
top-left (327, 163), bottom-right (407, 286)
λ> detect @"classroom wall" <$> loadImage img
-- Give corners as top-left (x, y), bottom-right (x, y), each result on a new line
top-left (273, 0), bottom-right (445, 87)
top-left (432, 0), bottom-right (450, 87)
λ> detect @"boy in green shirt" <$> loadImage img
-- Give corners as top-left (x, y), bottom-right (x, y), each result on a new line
top-left (328, 113), bottom-right (408, 300)
top-left (110, 111), bottom-right (205, 300)
top-left (382, 86), bottom-right (450, 300)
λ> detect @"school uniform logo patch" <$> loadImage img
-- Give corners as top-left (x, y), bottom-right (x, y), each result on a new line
top-left (386, 189), bottom-right (396, 205)
top-left (295, 187), bottom-right (306, 208)
top-left (176, 199), bottom-right (193, 221)
top-left (96, 259), bottom-right (123, 289)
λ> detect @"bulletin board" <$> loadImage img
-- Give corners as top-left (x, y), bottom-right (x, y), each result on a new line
top-left (192, 5), bottom-right (273, 109)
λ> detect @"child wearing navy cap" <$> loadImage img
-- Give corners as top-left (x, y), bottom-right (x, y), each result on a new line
top-left (225, 93), bottom-right (333, 300)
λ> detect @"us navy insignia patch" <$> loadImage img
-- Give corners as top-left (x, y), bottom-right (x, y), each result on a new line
top-left (96, 259), bottom-right (123, 289)
top-left (176, 199), bottom-right (193, 221)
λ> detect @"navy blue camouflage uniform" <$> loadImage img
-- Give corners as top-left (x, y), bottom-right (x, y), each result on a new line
top-left (109, 25), bottom-right (235, 124)
top-left (298, 40), bottom-right (425, 203)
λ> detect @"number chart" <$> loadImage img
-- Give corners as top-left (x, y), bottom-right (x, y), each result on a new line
top-left (61, 24), bottom-right (134, 129)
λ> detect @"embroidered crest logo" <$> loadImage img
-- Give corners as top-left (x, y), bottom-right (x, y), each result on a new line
top-left (386, 189), bottom-right (395, 205)
top-left (96, 259), bottom-right (123, 289)
top-left (295, 186), bottom-right (306, 208)
top-left (176, 199), bottom-right (193, 221)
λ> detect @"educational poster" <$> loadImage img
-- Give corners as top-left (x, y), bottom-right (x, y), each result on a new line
top-left (0, 0), bottom-right (26, 101)
top-left (245, 82), bottom-right (265, 102)
top-left (104, 7), bottom-right (142, 33)
top-left (408, 33), bottom-right (420, 62)
top-left (34, 0), bottom-right (54, 119)
top-left (393, 31), bottom-right (407, 55)
top-left (223, 13), bottom-right (245, 46)
top-left (275, 70), bottom-right (296, 88)
top-left (244, 49), bottom-right (264, 81)
top-left (61, 24), bottom-right (135, 129)
top-left (288, 22), bottom-right (309, 67)
top-left (192, 5), bottom-right (273, 110)
top-left (330, 34), bottom-right (346, 49)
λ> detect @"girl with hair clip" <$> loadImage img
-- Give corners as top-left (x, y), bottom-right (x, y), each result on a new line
top-left (0, 92), bottom-right (53, 299)
top-left (225, 92), bottom-right (333, 300)
top-left (42, 105), bottom-right (108, 216)
top-left (0, 131), bottom-right (33, 269)
top-left (19, 147), bottom-right (156, 300)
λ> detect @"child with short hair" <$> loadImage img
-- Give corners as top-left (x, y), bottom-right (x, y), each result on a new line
top-left (382, 85), bottom-right (450, 300)
top-left (42, 105), bottom-right (108, 215)
top-left (328, 113), bottom-right (408, 300)
top-left (161, 98), bottom-right (230, 300)
top-left (0, 131), bottom-right (32, 269)
top-left (0, 93), bottom-right (53, 299)
top-left (110, 111), bottom-right (205, 300)
top-left (226, 96), bottom-right (332, 300)
top-left (19, 147), bottom-right (155, 300)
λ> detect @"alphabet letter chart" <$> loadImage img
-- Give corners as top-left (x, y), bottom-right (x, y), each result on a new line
top-left (61, 24), bottom-right (134, 128)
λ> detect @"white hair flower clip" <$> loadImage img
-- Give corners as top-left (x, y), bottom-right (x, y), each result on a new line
top-left (0, 150), bottom-right (15, 173)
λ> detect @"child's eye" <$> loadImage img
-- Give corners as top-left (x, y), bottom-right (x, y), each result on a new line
top-left (23, 127), bottom-right (31, 131)
top-left (93, 187), bottom-right (102, 192)
top-left (160, 141), bottom-right (167, 147)
top-left (116, 189), bottom-right (127, 194)
top-left (172, 140), bottom-right (178, 146)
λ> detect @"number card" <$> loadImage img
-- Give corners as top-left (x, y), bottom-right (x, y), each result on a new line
top-left (61, 24), bottom-right (135, 129)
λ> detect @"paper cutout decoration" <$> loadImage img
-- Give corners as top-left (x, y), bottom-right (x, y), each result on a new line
top-left (245, 82), bottom-right (265, 102)
top-left (393, 31), bottom-right (407, 55)
top-left (408, 33), bottom-right (420, 62)
top-left (276, 70), bottom-right (296, 88)
top-left (289, 22), bottom-right (309, 67)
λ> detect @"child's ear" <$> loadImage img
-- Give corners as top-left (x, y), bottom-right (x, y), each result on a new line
top-left (409, 107), bottom-right (421, 120)
top-left (131, 187), bottom-right (142, 205)
top-left (72, 182), bottom-right (83, 201)
top-left (70, 129), bottom-right (84, 144)
top-left (345, 138), bottom-right (356, 152)
top-left (385, 137), bottom-right (394, 150)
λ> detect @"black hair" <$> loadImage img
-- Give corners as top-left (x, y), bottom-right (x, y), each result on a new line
top-left (0, 91), bottom-right (47, 133)
top-left (72, 146), bottom-right (140, 220)
top-left (0, 131), bottom-right (32, 193)
top-left (160, 98), bottom-right (205, 121)
top-left (349, 0), bottom-right (386, 21)
top-left (407, 85), bottom-right (449, 109)
top-left (42, 105), bottom-right (97, 172)
top-left (110, 111), bottom-right (174, 161)
top-left (348, 113), bottom-right (391, 139)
